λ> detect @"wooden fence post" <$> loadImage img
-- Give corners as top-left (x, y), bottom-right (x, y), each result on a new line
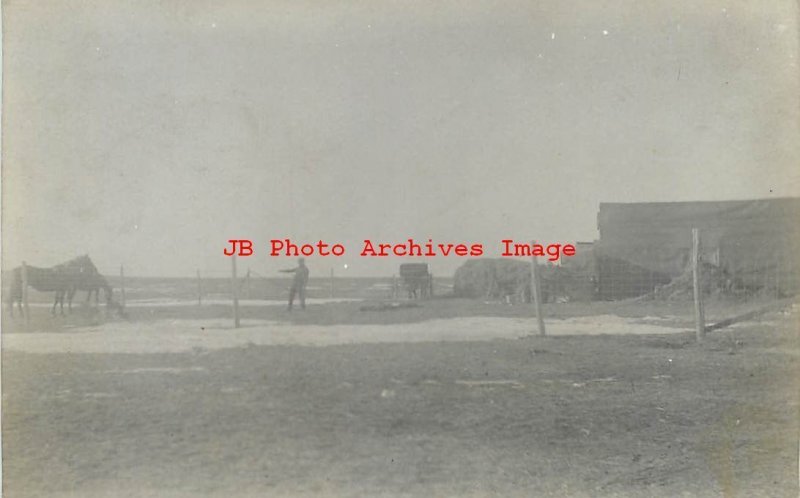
top-left (21, 261), bottom-right (30, 323)
top-left (245, 268), bottom-right (251, 300)
top-left (120, 265), bottom-right (127, 310)
top-left (531, 251), bottom-right (546, 336)
top-left (231, 255), bottom-right (240, 328)
top-left (197, 269), bottom-right (203, 306)
top-left (692, 228), bottom-right (705, 342)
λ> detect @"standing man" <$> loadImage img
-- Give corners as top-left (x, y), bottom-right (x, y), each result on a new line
top-left (280, 257), bottom-right (310, 311)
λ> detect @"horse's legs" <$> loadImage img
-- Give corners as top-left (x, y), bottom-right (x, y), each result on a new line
top-left (5, 293), bottom-right (15, 317)
top-left (53, 290), bottom-right (65, 316)
top-left (68, 287), bottom-right (77, 313)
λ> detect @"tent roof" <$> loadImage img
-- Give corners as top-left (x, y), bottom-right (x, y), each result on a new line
top-left (598, 197), bottom-right (800, 240)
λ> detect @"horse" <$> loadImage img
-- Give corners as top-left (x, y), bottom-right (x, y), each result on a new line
top-left (5, 255), bottom-right (99, 317)
top-left (66, 271), bottom-right (113, 310)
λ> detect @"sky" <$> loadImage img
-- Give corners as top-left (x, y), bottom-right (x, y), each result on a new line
top-left (2, 0), bottom-right (799, 277)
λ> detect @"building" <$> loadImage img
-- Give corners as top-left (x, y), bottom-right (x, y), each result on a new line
top-left (593, 197), bottom-right (800, 300)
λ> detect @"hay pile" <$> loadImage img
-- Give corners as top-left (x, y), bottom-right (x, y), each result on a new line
top-left (641, 262), bottom-right (738, 301)
top-left (453, 259), bottom-right (533, 302)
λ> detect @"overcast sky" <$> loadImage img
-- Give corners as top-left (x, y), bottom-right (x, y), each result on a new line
top-left (3, 0), bottom-right (799, 277)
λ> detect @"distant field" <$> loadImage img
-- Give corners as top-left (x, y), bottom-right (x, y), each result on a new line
top-left (11, 275), bottom-right (455, 305)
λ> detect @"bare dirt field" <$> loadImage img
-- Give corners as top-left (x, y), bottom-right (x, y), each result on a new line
top-left (2, 298), bottom-right (798, 497)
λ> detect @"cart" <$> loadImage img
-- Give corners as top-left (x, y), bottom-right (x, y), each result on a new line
top-left (396, 263), bottom-right (434, 299)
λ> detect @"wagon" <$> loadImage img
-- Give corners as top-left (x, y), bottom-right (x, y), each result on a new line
top-left (396, 263), bottom-right (434, 299)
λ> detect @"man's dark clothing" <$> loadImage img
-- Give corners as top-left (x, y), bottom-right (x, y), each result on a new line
top-left (282, 265), bottom-right (309, 310)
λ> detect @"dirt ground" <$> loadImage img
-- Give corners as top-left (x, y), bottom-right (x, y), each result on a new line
top-left (2, 299), bottom-right (799, 497)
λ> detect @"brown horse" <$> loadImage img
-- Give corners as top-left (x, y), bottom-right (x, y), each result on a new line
top-left (5, 255), bottom-right (99, 317)
top-left (66, 271), bottom-right (113, 310)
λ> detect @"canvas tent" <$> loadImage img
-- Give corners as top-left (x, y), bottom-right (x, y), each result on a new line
top-left (594, 198), bottom-right (800, 300)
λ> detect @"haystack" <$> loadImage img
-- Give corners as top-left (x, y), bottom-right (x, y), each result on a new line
top-left (640, 262), bottom-right (740, 301)
top-left (453, 259), bottom-right (533, 302)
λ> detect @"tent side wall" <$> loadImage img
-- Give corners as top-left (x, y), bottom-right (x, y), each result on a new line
top-left (595, 198), bottom-right (800, 300)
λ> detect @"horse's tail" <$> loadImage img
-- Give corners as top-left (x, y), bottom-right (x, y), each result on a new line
top-left (4, 267), bottom-right (23, 311)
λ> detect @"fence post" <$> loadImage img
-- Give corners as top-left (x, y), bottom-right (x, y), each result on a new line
top-left (197, 269), bottom-right (203, 306)
top-left (245, 268), bottom-right (251, 300)
top-left (692, 228), bottom-right (705, 342)
top-left (21, 261), bottom-right (30, 324)
top-left (531, 251), bottom-right (546, 336)
top-left (231, 255), bottom-right (240, 328)
top-left (120, 265), bottom-right (127, 310)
